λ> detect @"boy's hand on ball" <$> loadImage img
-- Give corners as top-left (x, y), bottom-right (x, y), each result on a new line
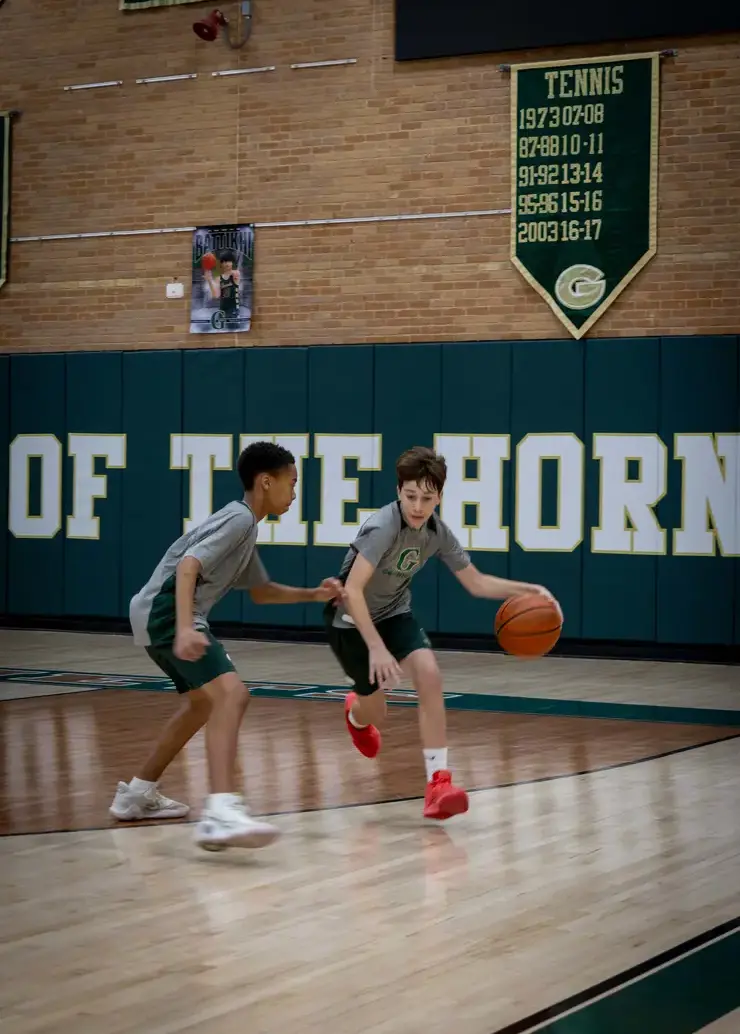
top-left (530, 585), bottom-right (562, 621)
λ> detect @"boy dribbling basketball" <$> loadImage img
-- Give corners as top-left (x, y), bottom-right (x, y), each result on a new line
top-left (110, 441), bottom-right (343, 851)
top-left (324, 446), bottom-right (558, 820)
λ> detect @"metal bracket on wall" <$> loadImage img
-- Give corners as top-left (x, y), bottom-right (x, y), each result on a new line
top-left (212, 65), bottom-right (275, 77)
top-left (226, 0), bottom-right (252, 50)
top-left (59, 58), bottom-right (357, 91)
top-left (499, 49), bottom-right (678, 73)
top-left (290, 59), bottom-right (358, 69)
top-left (135, 73), bottom-right (198, 85)
top-left (10, 207), bottom-right (512, 244)
top-left (63, 81), bottom-right (124, 92)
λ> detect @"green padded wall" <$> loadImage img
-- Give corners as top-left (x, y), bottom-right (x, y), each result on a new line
top-left (7, 354), bottom-right (66, 615)
top-left (121, 350), bottom-right (183, 615)
top-left (509, 340), bottom-right (584, 638)
top-left (438, 340), bottom-right (513, 635)
top-left (240, 347), bottom-right (309, 628)
top-left (3, 336), bottom-right (738, 649)
top-left (373, 342), bottom-right (441, 633)
top-left (657, 337), bottom-right (737, 645)
top-left (305, 345), bottom-right (375, 617)
top-left (182, 349), bottom-right (246, 624)
top-left (583, 339), bottom-right (661, 640)
top-left (736, 338), bottom-right (740, 646)
top-left (735, 339), bottom-right (739, 645)
top-left (0, 356), bottom-right (8, 614)
top-left (64, 352), bottom-right (124, 617)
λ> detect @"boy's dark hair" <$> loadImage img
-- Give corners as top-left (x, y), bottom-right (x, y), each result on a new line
top-left (238, 441), bottom-right (295, 490)
top-left (396, 446), bottom-right (447, 493)
top-left (219, 249), bottom-right (236, 264)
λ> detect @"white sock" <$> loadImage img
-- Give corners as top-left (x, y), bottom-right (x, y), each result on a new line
top-left (348, 705), bottom-right (368, 729)
top-left (423, 748), bottom-right (448, 781)
top-left (129, 777), bottom-right (156, 794)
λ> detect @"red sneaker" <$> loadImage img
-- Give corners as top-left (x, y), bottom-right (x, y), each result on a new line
top-left (423, 770), bottom-right (469, 820)
top-left (344, 691), bottom-right (381, 758)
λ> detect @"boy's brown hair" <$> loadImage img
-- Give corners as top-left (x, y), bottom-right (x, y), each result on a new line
top-left (395, 446), bottom-right (447, 494)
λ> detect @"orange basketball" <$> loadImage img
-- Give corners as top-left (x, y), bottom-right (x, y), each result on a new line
top-left (201, 252), bottom-right (217, 271)
top-left (495, 593), bottom-right (562, 657)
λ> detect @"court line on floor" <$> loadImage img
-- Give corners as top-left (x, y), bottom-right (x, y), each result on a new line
top-left (3, 668), bottom-right (736, 1030)
top-left (1, 666), bottom-right (739, 726)
top-left (0, 731), bottom-right (737, 839)
top-left (492, 916), bottom-right (740, 1034)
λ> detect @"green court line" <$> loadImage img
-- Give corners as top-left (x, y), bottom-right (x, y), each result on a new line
top-left (500, 922), bottom-right (740, 1034)
top-left (3, 662), bottom-right (736, 1031)
top-left (1, 667), bottom-right (739, 727)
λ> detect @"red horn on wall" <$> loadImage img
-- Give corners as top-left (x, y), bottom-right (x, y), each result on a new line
top-left (192, 10), bottom-right (228, 42)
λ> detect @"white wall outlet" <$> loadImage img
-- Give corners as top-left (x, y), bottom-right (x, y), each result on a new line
top-left (166, 281), bottom-right (184, 299)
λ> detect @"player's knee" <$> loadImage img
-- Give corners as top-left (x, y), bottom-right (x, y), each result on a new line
top-left (405, 649), bottom-right (442, 694)
top-left (187, 689), bottom-right (214, 721)
top-left (203, 672), bottom-right (249, 710)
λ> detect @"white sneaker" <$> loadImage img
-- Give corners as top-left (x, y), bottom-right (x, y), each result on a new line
top-left (193, 794), bottom-right (281, 852)
top-left (109, 781), bottom-right (190, 821)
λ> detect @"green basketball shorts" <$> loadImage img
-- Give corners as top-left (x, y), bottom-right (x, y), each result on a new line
top-left (323, 605), bottom-right (431, 696)
top-left (145, 630), bottom-right (236, 694)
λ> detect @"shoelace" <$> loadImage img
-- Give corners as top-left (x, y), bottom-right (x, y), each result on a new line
top-left (144, 788), bottom-right (173, 808)
top-left (214, 798), bottom-right (251, 818)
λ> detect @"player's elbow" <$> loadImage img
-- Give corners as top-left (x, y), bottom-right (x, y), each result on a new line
top-left (177, 555), bottom-right (202, 579)
top-left (344, 584), bottom-right (367, 610)
top-left (249, 583), bottom-right (272, 604)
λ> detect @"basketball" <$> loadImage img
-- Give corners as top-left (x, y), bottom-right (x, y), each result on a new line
top-left (495, 593), bottom-right (563, 657)
top-left (201, 252), bottom-right (217, 271)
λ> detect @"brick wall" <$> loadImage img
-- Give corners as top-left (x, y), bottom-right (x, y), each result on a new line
top-left (0, 0), bottom-right (738, 352)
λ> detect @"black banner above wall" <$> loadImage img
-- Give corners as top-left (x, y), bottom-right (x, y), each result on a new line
top-left (395, 0), bottom-right (740, 61)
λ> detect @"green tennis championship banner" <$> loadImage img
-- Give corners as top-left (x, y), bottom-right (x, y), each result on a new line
top-left (0, 113), bottom-right (11, 291)
top-left (120, 0), bottom-right (205, 10)
top-left (510, 53), bottom-right (660, 339)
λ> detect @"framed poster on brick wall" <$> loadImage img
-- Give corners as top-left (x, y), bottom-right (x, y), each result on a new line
top-left (190, 223), bottom-right (255, 334)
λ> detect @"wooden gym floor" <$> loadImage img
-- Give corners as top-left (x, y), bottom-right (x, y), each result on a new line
top-left (0, 629), bottom-right (738, 1034)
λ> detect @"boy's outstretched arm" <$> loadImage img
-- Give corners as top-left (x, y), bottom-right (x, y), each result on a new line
top-left (454, 564), bottom-right (561, 613)
top-left (235, 548), bottom-right (343, 605)
top-left (249, 578), bottom-right (343, 605)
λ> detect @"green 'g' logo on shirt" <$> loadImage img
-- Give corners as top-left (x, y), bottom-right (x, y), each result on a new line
top-left (396, 547), bottom-right (421, 574)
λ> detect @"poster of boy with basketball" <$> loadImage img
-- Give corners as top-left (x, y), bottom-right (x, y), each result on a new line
top-left (190, 222), bottom-right (254, 334)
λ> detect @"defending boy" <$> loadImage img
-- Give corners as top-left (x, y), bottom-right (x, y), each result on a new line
top-left (111, 441), bottom-right (343, 851)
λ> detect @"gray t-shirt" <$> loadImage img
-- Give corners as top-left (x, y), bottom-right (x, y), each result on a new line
top-left (129, 500), bottom-right (269, 646)
top-left (331, 501), bottom-right (471, 627)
